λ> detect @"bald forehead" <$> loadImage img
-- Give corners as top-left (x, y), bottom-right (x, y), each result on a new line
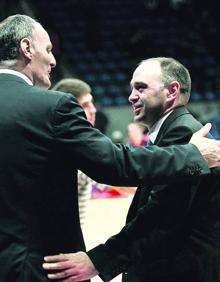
top-left (131, 60), bottom-right (162, 86)
top-left (136, 60), bottom-right (161, 75)
top-left (32, 22), bottom-right (48, 37)
top-left (32, 22), bottom-right (52, 45)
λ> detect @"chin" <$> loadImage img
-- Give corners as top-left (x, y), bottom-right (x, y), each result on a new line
top-left (134, 115), bottom-right (142, 123)
top-left (38, 80), bottom-right (51, 89)
top-left (44, 79), bottom-right (51, 89)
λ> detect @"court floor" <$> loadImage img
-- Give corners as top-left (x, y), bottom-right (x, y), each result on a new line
top-left (82, 196), bottom-right (133, 282)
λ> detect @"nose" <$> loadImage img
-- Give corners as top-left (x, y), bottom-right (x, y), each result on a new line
top-left (90, 103), bottom-right (96, 114)
top-left (128, 89), bottom-right (138, 104)
top-left (50, 53), bottom-right (56, 68)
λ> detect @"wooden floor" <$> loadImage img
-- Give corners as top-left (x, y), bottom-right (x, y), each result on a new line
top-left (82, 196), bottom-right (133, 282)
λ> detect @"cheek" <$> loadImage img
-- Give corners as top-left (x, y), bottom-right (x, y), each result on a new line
top-left (35, 53), bottom-right (49, 68)
top-left (141, 96), bottom-right (150, 108)
top-left (147, 95), bottom-right (161, 106)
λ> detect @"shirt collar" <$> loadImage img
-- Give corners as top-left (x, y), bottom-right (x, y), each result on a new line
top-left (0, 69), bottom-right (33, 85)
top-left (148, 110), bottom-right (173, 144)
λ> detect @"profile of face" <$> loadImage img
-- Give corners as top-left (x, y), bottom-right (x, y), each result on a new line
top-left (78, 93), bottom-right (96, 125)
top-left (24, 23), bottom-right (56, 89)
top-left (129, 60), bottom-right (167, 128)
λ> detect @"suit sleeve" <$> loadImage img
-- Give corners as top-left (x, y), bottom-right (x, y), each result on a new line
top-left (52, 95), bottom-right (209, 187)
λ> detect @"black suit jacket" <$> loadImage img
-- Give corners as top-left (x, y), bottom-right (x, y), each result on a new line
top-left (0, 75), bottom-right (209, 282)
top-left (88, 107), bottom-right (220, 282)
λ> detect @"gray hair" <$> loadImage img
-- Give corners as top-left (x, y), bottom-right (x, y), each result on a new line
top-left (141, 57), bottom-right (191, 103)
top-left (0, 14), bottom-right (40, 66)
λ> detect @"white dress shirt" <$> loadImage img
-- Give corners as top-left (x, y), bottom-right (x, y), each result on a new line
top-left (148, 110), bottom-right (173, 144)
top-left (0, 69), bottom-right (33, 85)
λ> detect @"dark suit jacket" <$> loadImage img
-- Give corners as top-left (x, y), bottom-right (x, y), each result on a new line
top-left (88, 106), bottom-right (220, 282)
top-left (0, 75), bottom-right (209, 282)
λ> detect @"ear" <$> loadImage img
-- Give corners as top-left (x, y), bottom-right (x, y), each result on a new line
top-left (20, 38), bottom-right (33, 60)
top-left (166, 81), bottom-right (180, 101)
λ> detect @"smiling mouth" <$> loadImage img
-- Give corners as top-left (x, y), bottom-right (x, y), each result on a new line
top-left (133, 106), bottom-right (142, 114)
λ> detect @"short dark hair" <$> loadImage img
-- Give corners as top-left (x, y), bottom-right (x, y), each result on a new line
top-left (53, 78), bottom-right (92, 99)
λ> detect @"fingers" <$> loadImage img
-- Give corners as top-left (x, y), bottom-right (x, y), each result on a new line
top-left (43, 252), bottom-right (98, 281)
top-left (43, 262), bottom-right (70, 271)
top-left (43, 261), bottom-right (79, 281)
top-left (44, 254), bottom-right (70, 262)
top-left (194, 123), bottom-right (212, 137)
top-left (46, 269), bottom-right (75, 280)
top-left (63, 276), bottom-right (84, 282)
top-left (44, 267), bottom-right (84, 281)
top-left (47, 271), bottom-right (66, 280)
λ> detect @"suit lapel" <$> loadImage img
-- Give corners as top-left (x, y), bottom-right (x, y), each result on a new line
top-left (127, 106), bottom-right (191, 222)
top-left (154, 106), bottom-right (190, 145)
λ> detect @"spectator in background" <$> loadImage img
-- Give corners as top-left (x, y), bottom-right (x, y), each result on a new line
top-left (199, 104), bottom-right (220, 140)
top-left (53, 78), bottom-right (96, 226)
top-left (53, 78), bottom-right (96, 126)
top-left (209, 115), bottom-right (220, 140)
top-left (110, 130), bottom-right (124, 144)
top-left (126, 121), bottom-right (149, 146)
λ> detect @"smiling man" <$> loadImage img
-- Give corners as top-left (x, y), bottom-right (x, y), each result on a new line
top-left (43, 58), bottom-right (220, 282)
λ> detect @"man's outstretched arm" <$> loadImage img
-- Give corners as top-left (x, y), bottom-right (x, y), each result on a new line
top-left (54, 97), bottom-right (214, 186)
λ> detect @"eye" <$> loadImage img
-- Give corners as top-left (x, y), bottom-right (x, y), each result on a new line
top-left (47, 45), bottom-right (53, 53)
top-left (135, 86), bottom-right (147, 93)
top-left (138, 87), bottom-right (145, 93)
top-left (134, 82), bottom-right (148, 93)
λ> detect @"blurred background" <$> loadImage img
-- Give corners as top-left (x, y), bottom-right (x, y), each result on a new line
top-left (2, 0), bottom-right (220, 140)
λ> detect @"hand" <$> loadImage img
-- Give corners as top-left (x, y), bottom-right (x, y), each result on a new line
top-left (43, 252), bottom-right (98, 281)
top-left (190, 123), bottom-right (220, 168)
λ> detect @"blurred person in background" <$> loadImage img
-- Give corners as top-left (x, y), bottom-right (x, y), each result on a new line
top-left (110, 130), bottom-right (124, 144)
top-left (126, 121), bottom-right (149, 146)
top-left (53, 78), bottom-right (96, 126)
top-left (44, 57), bottom-right (220, 282)
top-left (53, 78), bottom-right (96, 227)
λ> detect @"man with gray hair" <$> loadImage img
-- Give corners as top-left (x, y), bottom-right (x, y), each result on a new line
top-left (0, 14), bottom-right (220, 282)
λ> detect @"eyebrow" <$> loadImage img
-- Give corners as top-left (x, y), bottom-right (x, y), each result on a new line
top-left (133, 82), bottom-right (148, 89)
